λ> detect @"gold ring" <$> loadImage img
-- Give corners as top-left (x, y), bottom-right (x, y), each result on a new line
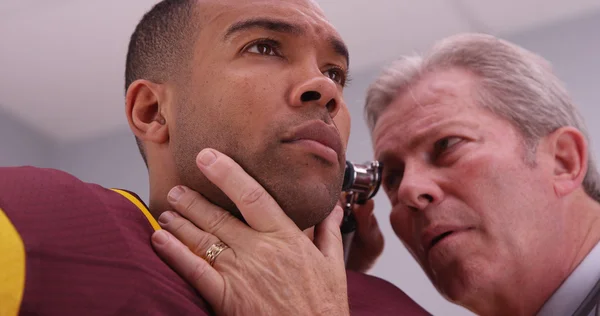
top-left (205, 241), bottom-right (229, 266)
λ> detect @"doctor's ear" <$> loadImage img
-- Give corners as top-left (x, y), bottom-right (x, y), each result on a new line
top-left (546, 127), bottom-right (588, 197)
top-left (125, 80), bottom-right (169, 145)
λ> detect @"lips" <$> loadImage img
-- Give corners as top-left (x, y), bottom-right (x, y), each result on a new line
top-left (430, 231), bottom-right (454, 247)
top-left (282, 120), bottom-right (343, 163)
top-left (421, 226), bottom-right (472, 253)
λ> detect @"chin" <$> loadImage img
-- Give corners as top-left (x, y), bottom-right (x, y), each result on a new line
top-left (436, 280), bottom-right (471, 305)
top-left (268, 176), bottom-right (340, 230)
top-left (430, 259), bottom-right (488, 308)
top-left (232, 149), bottom-right (344, 229)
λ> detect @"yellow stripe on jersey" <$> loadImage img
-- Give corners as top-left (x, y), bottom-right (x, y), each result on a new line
top-left (0, 208), bottom-right (26, 316)
top-left (111, 189), bottom-right (160, 231)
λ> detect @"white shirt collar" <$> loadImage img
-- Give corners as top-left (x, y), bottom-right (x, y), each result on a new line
top-left (537, 241), bottom-right (600, 316)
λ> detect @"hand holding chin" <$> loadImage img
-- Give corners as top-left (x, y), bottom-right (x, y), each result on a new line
top-left (151, 148), bottom-right (350, 316)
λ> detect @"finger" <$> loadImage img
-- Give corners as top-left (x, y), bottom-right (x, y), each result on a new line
top-left (314, 205), bottom-right (345, 261)
top-left (158, 210), bottom-right (227, 257)
top-left (365, 213), bottom-right (383, 241)
top-left (166, 185), bottom-right (250, 244)
top-left (354, 200), bottom-right (383, 247)
top-left (361, 213), bottom-right (384, 255)
top-left (151, 229), bottom-right (225, 305)
top-left (303, 226), bottom-right (315, 240)
top-left (336, 195), bottom-right (344, 208)
top-left (354, 200), bottom-right (375, 235)
top-left (195, 148), bottom-right (296, 232)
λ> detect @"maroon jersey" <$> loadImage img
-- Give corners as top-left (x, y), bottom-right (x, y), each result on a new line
top-left (0, 166), bottom-right (429, 316)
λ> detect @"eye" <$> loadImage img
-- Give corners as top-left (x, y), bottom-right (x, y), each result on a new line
top-left (382, 168), bottom-right (403, 192)
top-left (433, 137), bottom-right (462, 158)
top-left (324, 67), bottom-right (347, 85)
top-left (245, 39), bottom-right (281, 57)
top-left (384, 174), bottom-right (400, 191)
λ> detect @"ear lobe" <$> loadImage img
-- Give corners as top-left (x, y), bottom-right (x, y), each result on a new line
top-left (125, 80), bottom-right (169, 145)
top-left (550, 127), bottom-right (588, 197)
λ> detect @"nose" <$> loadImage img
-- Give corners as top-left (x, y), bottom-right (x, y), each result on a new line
top-left (396, 164), bottom-right (443, 211)
top-left (289, 73), bottom-right (341, 118)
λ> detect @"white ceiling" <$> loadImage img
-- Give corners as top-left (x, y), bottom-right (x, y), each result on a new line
top-left (2, 0), bottom-right (600, 143)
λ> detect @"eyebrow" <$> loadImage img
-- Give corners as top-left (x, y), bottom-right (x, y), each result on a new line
top-left (329, 37), bottom-right (349, 67)
top-left (224, 18), bottom-right (350, 67)
top-left (409, 121), bottom-right (479, 149)
top-left (375, 151), bottom-right (397, 167)
top-left (224, 18), bottom-right (303, 40)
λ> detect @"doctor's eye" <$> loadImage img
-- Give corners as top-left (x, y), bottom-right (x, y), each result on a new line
top-left (383, 170), bottom-right (403, 192)
top-left (434, 137), bottom-right (462, 154)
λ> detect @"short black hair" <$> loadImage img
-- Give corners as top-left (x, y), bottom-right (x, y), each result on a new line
top-left (125, 0), bottom-right (199, 166)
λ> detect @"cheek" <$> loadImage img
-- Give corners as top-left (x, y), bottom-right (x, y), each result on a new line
top-left (209, 83), bottom-right (276, 136)
top-left (333, 105), bottom-right (351, 147)
top-left (201, 64), bottom-right (282, 112)
top-left (390, 208), bottom-right (414, 247)
top-left (390, 208), bottom-right (423, 263)
top-left (457, 159), bottom-right (509, 216)
top-left (450, 152), bottom-right (542, 235)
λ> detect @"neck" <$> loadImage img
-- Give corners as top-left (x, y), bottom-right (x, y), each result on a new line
top-left (471, 192), bottom-right (600, 316)
top-left (564, 196), bottom-right (600, 278)
top-left (147, 160), bottom-right (180, 219)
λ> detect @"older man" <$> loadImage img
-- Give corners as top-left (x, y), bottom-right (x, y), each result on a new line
top-left (153, 33), bottom-right (600, 316)
top-left (364, 33), bottom-right (600, 315)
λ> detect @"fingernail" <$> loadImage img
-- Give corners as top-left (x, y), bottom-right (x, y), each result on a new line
top-left (197, 149), bottom-right (217, 166)
top-left (168, 186), bottom-right (185, 203)
top-left (158, 211), bottom-right (174, 225)
top-left (152, 230), bottom-right (169, 245)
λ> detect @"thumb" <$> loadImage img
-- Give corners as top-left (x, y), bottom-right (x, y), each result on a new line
top-left (314, 205), bottom-right (345, 261)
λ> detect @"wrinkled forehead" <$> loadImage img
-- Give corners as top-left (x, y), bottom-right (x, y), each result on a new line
top-left (197, 0), bottom-right (338, 38)
top-left (372, 70), bottom-right (480, 152)
top-left (378, 69), bottom-right (478, 119)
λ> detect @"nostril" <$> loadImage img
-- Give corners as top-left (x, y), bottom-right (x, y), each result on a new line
top-left (301, 91), bottom-right (321, 102)
top-left (325, 99), bottom-right (336, 113)
top-left (420, 194), bottom-right (433, 203)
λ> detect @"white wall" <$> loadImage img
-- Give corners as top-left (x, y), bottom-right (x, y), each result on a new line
top-left (2, 11), bottom-right (599, 316)
top-left (0, 106), bottom-right (54, 167)
top-left (51, 127), bottom-right (150, 202)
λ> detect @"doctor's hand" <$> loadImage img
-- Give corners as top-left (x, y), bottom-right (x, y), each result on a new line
top-left (151, 148), bottom-right (350, 316)
top-left (342, 198), bottom-right (384, 273)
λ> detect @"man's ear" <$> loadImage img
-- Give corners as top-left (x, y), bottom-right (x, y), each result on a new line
top-left (546, 127), bottom-right (588, 197)
top-left (125, 80), bottom-right (169, 145)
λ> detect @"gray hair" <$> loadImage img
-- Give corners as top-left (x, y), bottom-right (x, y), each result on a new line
top-left (364, 33), bottom-right (600, 202)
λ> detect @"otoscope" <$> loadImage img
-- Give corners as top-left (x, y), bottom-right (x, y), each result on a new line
top-left (340, 160), bottom-right (383, 264)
